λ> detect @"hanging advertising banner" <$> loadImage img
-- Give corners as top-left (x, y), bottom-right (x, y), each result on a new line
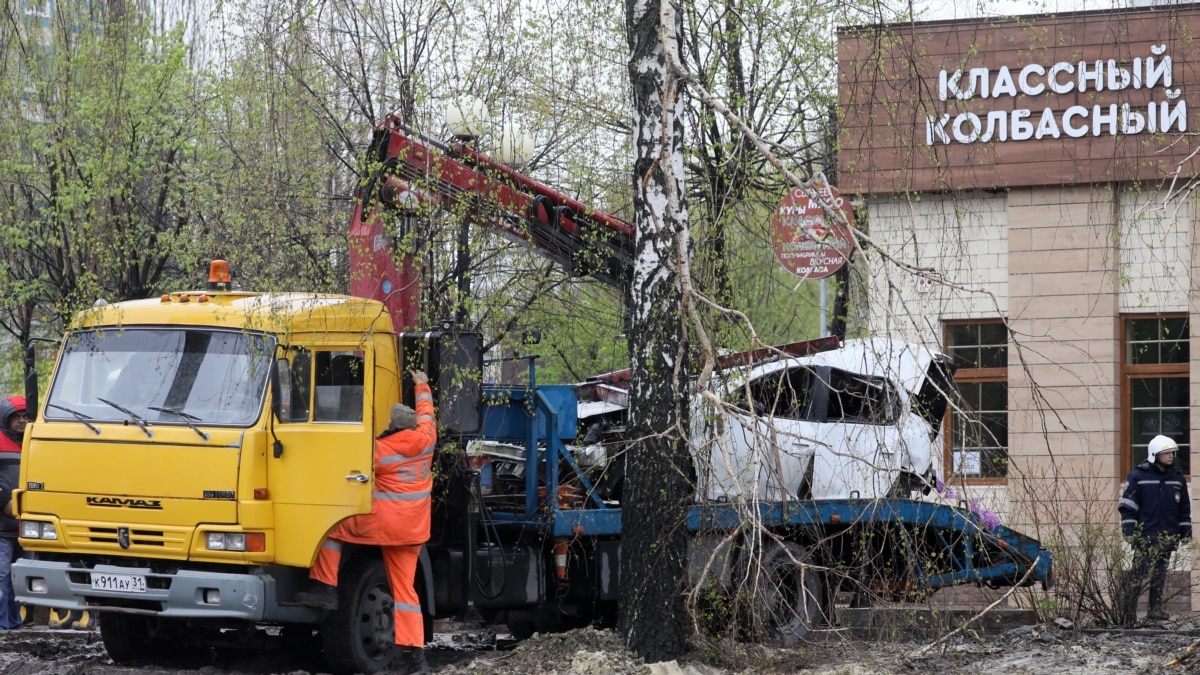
top-left (771, 183), bottom-right (855, 280)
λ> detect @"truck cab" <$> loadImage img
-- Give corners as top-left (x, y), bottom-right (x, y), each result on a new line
top-left (14, 285), bottom-right (403, 670)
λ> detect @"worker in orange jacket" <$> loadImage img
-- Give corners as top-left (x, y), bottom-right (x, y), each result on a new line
top-left (296, 370), bottom-right (436, 673)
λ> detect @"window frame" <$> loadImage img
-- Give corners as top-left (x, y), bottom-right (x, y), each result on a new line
top-left (276, 347), bottom-right (367, 425)
top-left (313, 350), bottom-right (366, 423)
top-left (1119, 313), bottom-right (1190, 478)
top-left (943, 319), bottom-right (1009, 485)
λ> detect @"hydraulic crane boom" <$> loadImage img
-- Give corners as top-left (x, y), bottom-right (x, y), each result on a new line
top-left (350, 114), bottom-right (635, 331)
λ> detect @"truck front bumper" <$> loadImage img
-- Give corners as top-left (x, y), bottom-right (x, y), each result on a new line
top-left (13, 558), bottom-right (319, 623)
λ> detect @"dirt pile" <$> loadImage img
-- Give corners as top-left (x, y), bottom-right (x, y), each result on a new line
top-left (433, 622), bottom-right (1200, 675)
top-left (436, 628), bottom-right (648, 674)
top-left (2, 619), bottom-right (1200, 674)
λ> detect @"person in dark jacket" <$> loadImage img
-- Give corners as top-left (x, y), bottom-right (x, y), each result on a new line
top-left (0, 396), bottom-right (26, 629)
top-left (1119, 434), bottom-right (1193, 621)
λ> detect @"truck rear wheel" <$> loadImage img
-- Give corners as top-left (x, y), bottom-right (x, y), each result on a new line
top-left (320, 557), bottom-right (399, 674)
top-left (751, 542), bottom-right (824, 644)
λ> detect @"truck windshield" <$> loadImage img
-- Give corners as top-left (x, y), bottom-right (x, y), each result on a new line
top-left (45, 328), bottom-right (275, 428)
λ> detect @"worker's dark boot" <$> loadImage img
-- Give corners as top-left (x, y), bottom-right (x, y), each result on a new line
top-left (294, 581), bottom-right (338, 610)
top-left (407, 647), bottom-right (431, 673)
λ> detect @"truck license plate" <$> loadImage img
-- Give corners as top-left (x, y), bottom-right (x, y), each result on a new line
top-left (90, 573), bottom-right (147, 593)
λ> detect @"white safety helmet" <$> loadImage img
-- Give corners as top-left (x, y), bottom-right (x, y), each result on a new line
top-left (1148, 434), bottom-right (1179, 461)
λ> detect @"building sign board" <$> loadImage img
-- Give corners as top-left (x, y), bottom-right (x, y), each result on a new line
top-left (837, 6), bottom-right (1200, 193)
top-left (771, 183), bottom-right (855, 280)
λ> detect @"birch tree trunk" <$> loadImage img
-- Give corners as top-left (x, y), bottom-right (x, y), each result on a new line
top-left (620, 0), bottom-right (693, 662)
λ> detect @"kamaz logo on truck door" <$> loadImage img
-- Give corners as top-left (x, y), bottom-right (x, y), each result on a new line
top-left (86, 496), bottom-right (162, 510)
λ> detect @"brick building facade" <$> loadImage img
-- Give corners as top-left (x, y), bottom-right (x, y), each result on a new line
top-left (839, 5), bottom-right (1200, 610)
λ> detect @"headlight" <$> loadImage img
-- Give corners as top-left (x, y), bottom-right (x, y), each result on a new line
top-left (206, 532), bottom-right (240, 550)
top-left (19, 521), bottom-right (57, 540)
top-left (205, 532), bottom-right (264, 552)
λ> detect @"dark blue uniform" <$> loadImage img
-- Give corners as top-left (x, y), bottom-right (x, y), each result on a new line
top-left (1120, 460), bottom-right (1191, 542)
top-left (1119, 459), bottom-right (1192, 620)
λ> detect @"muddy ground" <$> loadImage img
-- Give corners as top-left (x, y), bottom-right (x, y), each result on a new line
top-left (0, 618), bottom-right (1198, 674)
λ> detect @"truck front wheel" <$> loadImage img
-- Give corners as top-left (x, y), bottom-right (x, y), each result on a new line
top-left (99, 613), bottom-right (169, 664)
top-left (320, 557), bottom-right (399, 675)
top-left (99, 613), bottom-right (143, 664)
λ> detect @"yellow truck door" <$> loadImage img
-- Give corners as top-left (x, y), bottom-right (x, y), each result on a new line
top-left (268, 346), bottom-right (376, 567)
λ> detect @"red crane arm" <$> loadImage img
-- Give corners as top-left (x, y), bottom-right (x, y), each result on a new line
top-left (350, 115), bottom-right (634, 331)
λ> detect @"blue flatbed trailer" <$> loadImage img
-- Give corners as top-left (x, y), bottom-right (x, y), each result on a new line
top-left (471, 380), bottom-right (1052, 596)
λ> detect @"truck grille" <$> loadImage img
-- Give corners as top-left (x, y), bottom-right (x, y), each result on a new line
top-left (68, 524), bottom-right (190, 553)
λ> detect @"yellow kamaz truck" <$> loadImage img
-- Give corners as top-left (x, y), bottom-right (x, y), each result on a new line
top-left (11, 263), bottom-right (475, 673)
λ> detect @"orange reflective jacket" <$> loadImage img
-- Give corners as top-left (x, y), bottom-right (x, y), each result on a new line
top-left (330, 382), bottom-right (436, 546)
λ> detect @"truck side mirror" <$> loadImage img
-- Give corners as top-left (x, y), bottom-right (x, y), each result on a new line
top-left (271, 357), bottom-right (293, 421)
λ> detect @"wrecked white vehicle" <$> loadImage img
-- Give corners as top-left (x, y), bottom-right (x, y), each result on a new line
top-left (576, 336), bottom-right (955, 504)
top-left (694, 337), bottom-right (955, 502)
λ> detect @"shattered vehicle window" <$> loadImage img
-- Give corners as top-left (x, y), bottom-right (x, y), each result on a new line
top-left (730, 367), bottom-right (816, 420)
top-left (823, 368), bottom-right (900, 425)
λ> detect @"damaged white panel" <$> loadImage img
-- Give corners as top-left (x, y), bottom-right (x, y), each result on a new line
top-left (693, 337), bottom-right (949, 502)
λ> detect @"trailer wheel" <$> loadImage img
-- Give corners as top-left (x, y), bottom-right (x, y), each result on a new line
top-left (752, 543), bottom-right (824, 644)
top-left (320, 557), bottom-right (399, 675)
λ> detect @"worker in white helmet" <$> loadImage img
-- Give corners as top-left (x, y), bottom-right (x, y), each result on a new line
top-left (1119, 434), bottom-right (1192, 621)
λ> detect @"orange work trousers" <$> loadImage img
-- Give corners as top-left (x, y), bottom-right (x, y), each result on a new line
top-left (310, 539), bottom-right (425, 648)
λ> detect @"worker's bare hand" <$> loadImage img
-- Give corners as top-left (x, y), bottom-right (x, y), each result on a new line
top-left (410, 370), bottom-right (429, 385)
